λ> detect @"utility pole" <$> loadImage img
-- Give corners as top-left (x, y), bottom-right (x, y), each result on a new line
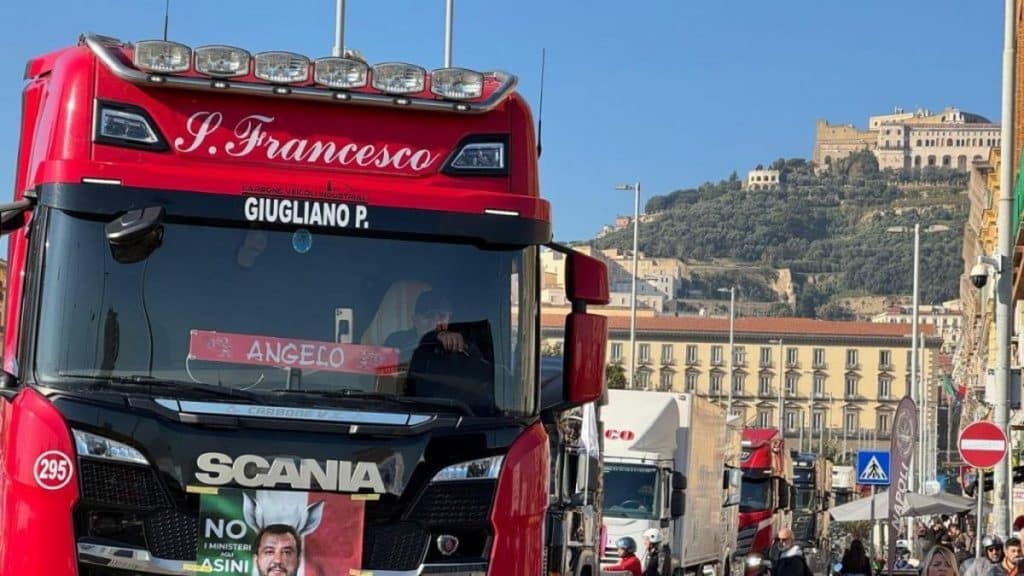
top-left (616, 183), bottom-right (641, 389)
top-left (993, 0), bottom-right (1017, 537)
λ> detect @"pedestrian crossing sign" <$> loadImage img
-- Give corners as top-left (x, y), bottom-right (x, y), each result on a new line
top-left (856, 450), bottom-right (891, 486)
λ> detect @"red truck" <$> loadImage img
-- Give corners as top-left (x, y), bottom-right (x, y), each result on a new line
top-left (736, 428), bottom-right (793, 562)
top-left (0, 31), bottom-right (609, 576)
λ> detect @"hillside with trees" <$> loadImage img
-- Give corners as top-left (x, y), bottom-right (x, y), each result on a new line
top-left (593, 152), bottom-right (969, 319)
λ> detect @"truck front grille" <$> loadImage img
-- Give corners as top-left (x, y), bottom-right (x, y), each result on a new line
top-left (79, 459), bottom-right (168, 509)
top-left (736, 525), bottom-right (757, 555)
top-left (408, 480), bottom-right (496, 527)
top-left (145, 508), bottom-right (198, 560)
top-left (365, 522), bottom-right (431, 570)
top-left (76, 459), bottom-right (465, 571)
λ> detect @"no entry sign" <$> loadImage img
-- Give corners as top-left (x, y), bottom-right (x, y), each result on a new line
top-left (959, 421), bottom-right (1008, 469)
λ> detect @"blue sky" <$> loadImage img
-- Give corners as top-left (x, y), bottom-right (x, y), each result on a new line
top-left (0, 0), bottom-right (1006, 245)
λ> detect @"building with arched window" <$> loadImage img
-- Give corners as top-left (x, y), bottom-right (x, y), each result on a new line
top-left (814, 107), bottom-right (1000, 171)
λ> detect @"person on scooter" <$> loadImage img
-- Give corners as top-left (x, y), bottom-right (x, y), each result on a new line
top-left (607, 537), bottom-right (642, 576)
top-left (642, 528), bottom-right (662, 576)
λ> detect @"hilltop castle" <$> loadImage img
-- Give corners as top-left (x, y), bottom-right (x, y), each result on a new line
top-left (813, 106), bottom-right (1000, 171)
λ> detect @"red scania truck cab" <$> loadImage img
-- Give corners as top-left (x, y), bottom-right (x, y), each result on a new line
top-left (736, 427), bottom-right (793, 561)
top-left (0, 34), bottom-right (609, 576)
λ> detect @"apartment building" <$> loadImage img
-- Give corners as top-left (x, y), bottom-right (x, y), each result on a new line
top-left (542, 314), bottom-right (940, 458)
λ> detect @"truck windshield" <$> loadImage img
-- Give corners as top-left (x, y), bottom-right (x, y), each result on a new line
top-left (794, 488), bottom-right (814, 510)
top-left (33, 208), bottom-right (537, 417)
top-left (739, 477), bottom-right (772, 511)
top-left (603, 463), bottom-right (660, 520)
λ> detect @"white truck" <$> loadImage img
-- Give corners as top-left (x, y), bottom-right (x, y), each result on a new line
top-left (720, 415), bottom-right (744, 576)
top-left (601, 390), bottom-right (730, 576)
top-left (831, 465), bottom-right (857, 506)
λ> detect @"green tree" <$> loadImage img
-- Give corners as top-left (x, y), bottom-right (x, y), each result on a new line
top-left (766, 302), bottom-right (794, 317)
top-left (818, 302), bottom-right (855, 321)
top-left (606, 364), bottom-right (627, 390)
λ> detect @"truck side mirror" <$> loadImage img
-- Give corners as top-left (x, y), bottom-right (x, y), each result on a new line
top-left (0, 371), bottom-right (18, 388)
top-left (670, 489), bottom-right (685, 518)
top-left (0, 197), bottom-right (32, 236)
top-left (672, 471), bottom-right (686, 490)
top-left (547, 244), bottom-right (610, 408)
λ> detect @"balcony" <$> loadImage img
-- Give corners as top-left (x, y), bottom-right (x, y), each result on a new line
top-left (758, 387), bottom-right (775, 399)
top-left (812, 361), bottom-right (827, 370)
top-left (759, 360), bottom-right (773, 368)
top-left (685, 357), bottom-right (699, 366)
top-left (661, 357), bottom-right (676, 366)
top-left (845, 362), bottom-right (860, 371)
top-left (734, 358), bottom-right (747, 368)
top-left (786, 361), bottom-right (800, 369)
top-left (879, 363), bottom-right (894, 372)
top-left (711, 359), bottom-right (724, 367)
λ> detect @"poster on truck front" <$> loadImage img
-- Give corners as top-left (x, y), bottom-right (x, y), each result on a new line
top-left (188, 487), bottom-right (365, 576)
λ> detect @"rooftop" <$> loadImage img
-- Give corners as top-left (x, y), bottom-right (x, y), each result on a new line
top-left (542, 314), bottom-right (938, 340)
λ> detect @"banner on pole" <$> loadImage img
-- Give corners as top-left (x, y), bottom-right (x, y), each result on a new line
top-left (888, 396), bottom-right (917, 570)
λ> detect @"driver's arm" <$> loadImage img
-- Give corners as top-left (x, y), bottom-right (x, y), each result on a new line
top-left (436, 329), bottom-right (467, 354)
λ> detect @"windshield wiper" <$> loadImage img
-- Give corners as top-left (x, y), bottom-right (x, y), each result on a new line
top-left (266, 388), bottom-right (473, 417)
top-left (57, 372), bottom-right (265, 404)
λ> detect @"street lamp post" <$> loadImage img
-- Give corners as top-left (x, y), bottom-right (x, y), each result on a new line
top-left (615, 182), bottom-right (641, 389)
top-left (718, 287), bottom-right (736, 416)
top-left (993, 0), bottom-right (1016, 535)
top-left (770, 338), bottom-right (784, 431)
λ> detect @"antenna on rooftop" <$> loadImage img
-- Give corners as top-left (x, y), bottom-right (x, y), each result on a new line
top-left (333, 0), bottom-right (346, 57)
top-left (163, 0), bottom-right (170, 41)
top-left (444, 0), bottom-right (454, 67)
top-left (537, 48), bottom-right (546, 158)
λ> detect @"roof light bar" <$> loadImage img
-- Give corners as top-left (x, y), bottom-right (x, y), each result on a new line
top-left (254, 51), bottom-right (310, 84)
top-left (194, 45), bottom-right (251, 77)
top-left (371, 63), bottom-right (426, 95)
top-left (431, 68), bottom-right (484, 100)
top-left (314, 57), bottom-right (368, 89)
top-left (133, 40), bottom-right (191, 73)
top-left (84, 34), bottom-right (520, 114)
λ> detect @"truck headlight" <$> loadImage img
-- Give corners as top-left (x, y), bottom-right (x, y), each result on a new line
top-left (73, 429), bottom-right (149, 465)
top-left (432, 455), bottom-right (504, 482)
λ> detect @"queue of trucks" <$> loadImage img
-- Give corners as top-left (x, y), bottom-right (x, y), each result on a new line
top-left (0, 15), bottom-right (853, 576)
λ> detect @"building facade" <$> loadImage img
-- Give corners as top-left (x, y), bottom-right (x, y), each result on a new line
top-left (814, 107), bottom-right (1000, 171)
top-left (541, 246), bottom-right (684, 313)
top-left (746, 169), bottom-right (781, 191)
top-left (872, 302), bottom-right (962, 354)
top-left (542, 315), bottom-right (940, 461)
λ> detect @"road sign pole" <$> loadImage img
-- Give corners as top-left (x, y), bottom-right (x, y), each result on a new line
top-left (871, 485), bottom-right (881, 554)
top-left (977, 471), bottom-right (984, 558)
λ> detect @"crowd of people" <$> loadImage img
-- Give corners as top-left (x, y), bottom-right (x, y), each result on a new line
top-left (831, 515), bottom-right (1024, 576)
